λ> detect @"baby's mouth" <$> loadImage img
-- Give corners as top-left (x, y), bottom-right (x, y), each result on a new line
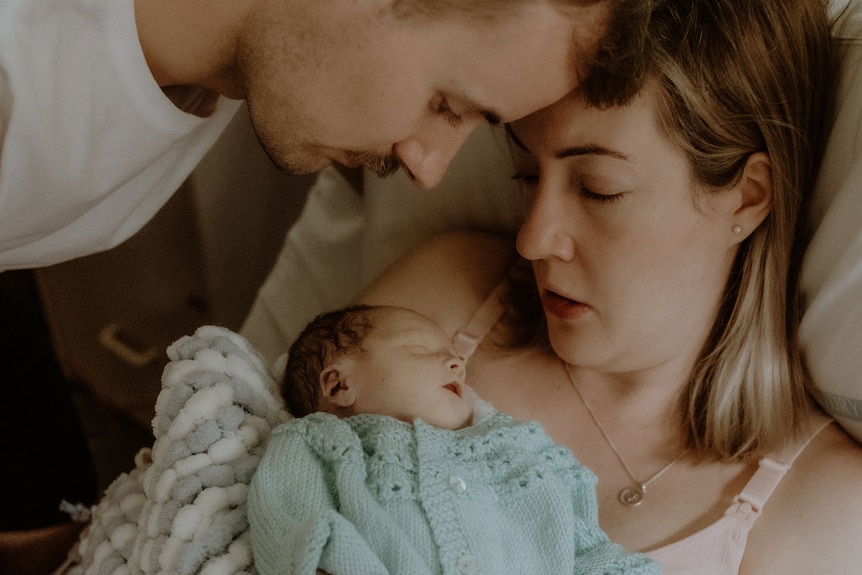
top-left (444, 382), bottom-right (462, 397)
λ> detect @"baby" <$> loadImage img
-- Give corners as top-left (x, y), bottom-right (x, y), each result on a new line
top-left (248, 304), bottom-right (658, 575)
top-left (280, 303), bottom-right (475, 431)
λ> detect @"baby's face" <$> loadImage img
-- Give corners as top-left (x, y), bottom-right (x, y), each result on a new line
top-left (345, 308), bottom-right (473, 429)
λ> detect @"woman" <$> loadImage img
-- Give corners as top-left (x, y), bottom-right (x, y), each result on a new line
top-left (358, 0), bottom-right (862, 572)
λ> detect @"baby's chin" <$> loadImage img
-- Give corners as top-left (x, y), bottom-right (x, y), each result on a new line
top-left (444, 401), bottom-right (476, 430)
top-left (419, 406), bottom-right (473, 431)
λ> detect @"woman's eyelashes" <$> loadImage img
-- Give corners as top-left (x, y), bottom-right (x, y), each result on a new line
top-left (579, 187), bottom-right (625, 204)
top-left (511, 172), bottom-right (626, 204)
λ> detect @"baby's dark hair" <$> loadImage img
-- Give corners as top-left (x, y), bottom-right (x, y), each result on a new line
top-left (281, 304), bottom-right (379, 417)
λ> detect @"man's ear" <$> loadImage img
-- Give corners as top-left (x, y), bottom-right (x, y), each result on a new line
top-left (730, 152), bottom-right (773, 242)
top-left (319, 364), bottom-right (356, 409)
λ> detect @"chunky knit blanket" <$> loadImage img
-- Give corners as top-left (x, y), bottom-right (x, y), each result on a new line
top-left (57, 326), bottom-right (289, 575)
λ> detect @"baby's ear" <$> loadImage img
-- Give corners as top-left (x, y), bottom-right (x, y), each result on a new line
top-left (319, 364), bottom-right (356, 409)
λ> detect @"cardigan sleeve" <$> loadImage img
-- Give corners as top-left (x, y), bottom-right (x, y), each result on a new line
top-left (248, 422), bottom-right (390, 575)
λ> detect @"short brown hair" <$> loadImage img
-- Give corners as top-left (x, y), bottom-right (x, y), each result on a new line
top-left (580, 0), bottom-right (652, 107)
top-left (395, 0), bottom-right (653, 108)
top-left (281, 305), bottom-right (379, 417)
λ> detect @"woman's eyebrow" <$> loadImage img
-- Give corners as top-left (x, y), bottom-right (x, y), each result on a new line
top-left (504, 125), bottom-right (630, 162)
top-left (555, 145), bottom-right (629, 161)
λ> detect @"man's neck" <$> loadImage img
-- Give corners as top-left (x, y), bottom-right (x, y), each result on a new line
top-left (134, 0), bottom-right (248, 99)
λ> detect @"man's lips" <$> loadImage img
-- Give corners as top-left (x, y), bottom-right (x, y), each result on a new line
top-left (541, 290), bottom-right (590, 320)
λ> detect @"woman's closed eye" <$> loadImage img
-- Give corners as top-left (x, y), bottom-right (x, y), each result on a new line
top-left (512, 172), bottom-right (626, 205)
top-left (579, 186), bottom-right (625, 204)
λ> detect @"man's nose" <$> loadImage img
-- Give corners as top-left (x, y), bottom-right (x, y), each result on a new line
top-left (393, 118), bottom-right (480, 189)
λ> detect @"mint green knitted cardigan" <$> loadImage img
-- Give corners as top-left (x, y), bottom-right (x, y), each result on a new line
top-left (248, 410), bottom-right (659, 575)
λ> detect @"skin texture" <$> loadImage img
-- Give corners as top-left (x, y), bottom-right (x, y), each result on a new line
top-left (135, 0), bottom-right (608, 188)
top-left (509, 86), bottom-right (761, 382)
top-left (321, 308), bottom-right (473, 430)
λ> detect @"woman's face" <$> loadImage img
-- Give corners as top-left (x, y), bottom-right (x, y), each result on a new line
top-left (509, 86), bottom-right (741, 377)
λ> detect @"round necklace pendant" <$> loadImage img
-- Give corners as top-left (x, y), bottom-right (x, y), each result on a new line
top-left (619, 486), bottom-right (645, 507)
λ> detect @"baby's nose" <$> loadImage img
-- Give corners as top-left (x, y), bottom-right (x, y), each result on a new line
top-left (448, 355), bottom-right (466, 377)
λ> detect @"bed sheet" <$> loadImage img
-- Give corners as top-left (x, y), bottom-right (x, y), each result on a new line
top-left (800, 2), bottom-right (862, 440)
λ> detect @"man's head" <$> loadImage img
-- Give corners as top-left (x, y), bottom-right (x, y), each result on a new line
top-left (234, 0), bottom-right (648, 188)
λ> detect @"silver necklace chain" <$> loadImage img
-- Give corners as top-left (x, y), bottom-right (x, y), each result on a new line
top-left (564, 362), bottom-right (687, 507)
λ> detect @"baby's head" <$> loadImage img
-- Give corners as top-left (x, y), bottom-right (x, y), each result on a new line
top-left (282, 304), bottom-right (473, 430)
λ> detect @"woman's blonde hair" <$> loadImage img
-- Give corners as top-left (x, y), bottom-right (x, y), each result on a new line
top-left (645, 0), bottom-right (836, 460)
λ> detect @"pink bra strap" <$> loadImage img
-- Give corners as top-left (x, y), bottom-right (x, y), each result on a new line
top-left (736, 458), bottom-right (790, 513)
top-left (737, 411), bottom-right (833, 512)
top-left (453, 278), bottom-right (509, 361)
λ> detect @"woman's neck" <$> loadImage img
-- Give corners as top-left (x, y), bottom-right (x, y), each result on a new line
top-left (470, 345), bottom-right (688, 456)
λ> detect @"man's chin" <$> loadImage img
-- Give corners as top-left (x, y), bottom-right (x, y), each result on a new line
top-left (265, 150), bottom-right (331, 176)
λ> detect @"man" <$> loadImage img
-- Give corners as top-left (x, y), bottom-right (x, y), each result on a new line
top-left (0, 0), bottom-right (645, 270)
top-left (0, 0), bottom-right (648, 572)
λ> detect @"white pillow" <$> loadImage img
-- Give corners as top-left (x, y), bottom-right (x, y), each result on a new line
top-left (800, 2), bottom-right (862, 442)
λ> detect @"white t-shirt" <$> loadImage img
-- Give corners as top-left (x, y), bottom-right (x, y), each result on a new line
top-left (0, 0), bottom-right (240, 270)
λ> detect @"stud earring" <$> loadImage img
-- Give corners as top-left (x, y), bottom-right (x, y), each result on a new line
top-left (732, 225), bottom-right (742, 234)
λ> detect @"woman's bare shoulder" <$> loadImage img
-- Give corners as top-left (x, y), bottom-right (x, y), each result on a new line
top-left (746, 420), bottom-right (862, 573)
top-left (357, 230), bottom-right (518, 337)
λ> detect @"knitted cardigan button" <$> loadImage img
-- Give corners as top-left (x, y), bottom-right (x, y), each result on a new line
top-left (448, 475), bottom-right (467, 494)
top-left (457, 554), bottom-right (478, 574)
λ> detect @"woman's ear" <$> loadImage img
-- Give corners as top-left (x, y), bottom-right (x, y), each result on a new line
top-left (730, 152), bottom-right (773, 242)
top-left (319, 364), bottom-right (356, 409)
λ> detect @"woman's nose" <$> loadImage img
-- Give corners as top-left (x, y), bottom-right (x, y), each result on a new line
top-left (516, 186), bottom-right (575, 262)
top-left (393, 117), bottom-right (480, 189)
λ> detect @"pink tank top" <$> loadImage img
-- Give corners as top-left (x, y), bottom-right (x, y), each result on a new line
top-left (455, 278), bottom-right (834, 575)
top-left (644, 411), bottom-right (831, 574)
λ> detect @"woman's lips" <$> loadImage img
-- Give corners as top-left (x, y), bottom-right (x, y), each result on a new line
top-left (541, 290), bottom-right (589, 320)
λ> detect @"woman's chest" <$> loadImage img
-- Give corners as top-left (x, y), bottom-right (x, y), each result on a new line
top-left (466, 348), bottom-right (581, 437)
top-left (465, 347), bottom-right (757, 553)
top-left (595, 458), bottom-right (753, 552)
